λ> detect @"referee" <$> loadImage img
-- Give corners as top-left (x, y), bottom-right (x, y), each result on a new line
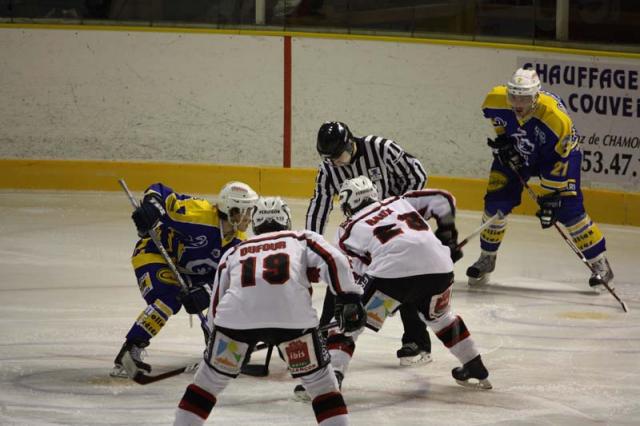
top-left (306, 121), bottom-right (432, 366)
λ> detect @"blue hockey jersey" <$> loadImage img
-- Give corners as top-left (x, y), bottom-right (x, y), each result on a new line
top-left (482, 86), bottom-right (580, 196)
top-left (131, 183), bottom-right (247, 285)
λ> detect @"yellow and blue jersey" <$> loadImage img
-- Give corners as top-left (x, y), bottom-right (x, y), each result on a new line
top-left (132, 183), bottom-right (247, 285)
top-left (482, 86), bottom-right (579, 196)
top-left (124, 182), bottom-right (249, 344)
top-left (479, 87), bottom-right (606, 261)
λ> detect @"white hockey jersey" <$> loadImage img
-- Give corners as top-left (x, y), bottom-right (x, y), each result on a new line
top-left (337, 190), bottom-right (455, 279)
top-left (210, 230), bottom-right (362, 330)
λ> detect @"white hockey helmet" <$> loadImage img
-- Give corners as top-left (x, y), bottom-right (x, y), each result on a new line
top-left (218, 181), bottom-right (259, 217)
top-left (507, 67), bottom-right (541, 97)
top-left (339, 176), bottom-right (379, 217)
top-left (252, 196), bottom-right (292, 234)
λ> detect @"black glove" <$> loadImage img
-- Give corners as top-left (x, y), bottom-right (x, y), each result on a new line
top-left (536, 193), bottom-right (562, 229)
top-left (178, 285), bottom-right (211, 314)
top-left (435, 223), bottom-right (463, 263)
top-left (487, 134), bottom-right (525, 172)
top-left (334, 293), bottom-right (366, 333)
top-left (132, 194), bottom-right (166, 238)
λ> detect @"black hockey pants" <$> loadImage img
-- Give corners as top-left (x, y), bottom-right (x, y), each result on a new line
top-left (318, 288), bottom-right (431, 352)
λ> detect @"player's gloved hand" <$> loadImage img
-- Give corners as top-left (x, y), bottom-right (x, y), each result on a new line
top-left (132, 194), bottom-right (166, 238)
top-left (487, 134), bottom-right (525, 172)
top-left (536, 193), bottom-right (562, 229)
top-left (178, 285), bottom-right (211, 314)
top-left (435, 223), bottom-right (463, 263)
top-left (334, 293), bottom-right (366, 333)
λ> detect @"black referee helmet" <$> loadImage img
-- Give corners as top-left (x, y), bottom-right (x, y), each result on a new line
top-left (316, 121), bottom-right (352, 159)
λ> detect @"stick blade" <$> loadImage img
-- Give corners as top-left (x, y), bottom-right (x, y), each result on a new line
top-left (131, 363), bottom-right (198, 385)
top-left (621, 300), bottom-right (629, 313)
top-left (240, 364), bottom-right (269, 377)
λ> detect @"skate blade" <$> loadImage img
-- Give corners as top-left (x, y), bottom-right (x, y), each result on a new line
top-left (588, 283), bottom-right (615, 295)
top-left (455, 378), bottom-right (492, 390)
top-left (184, 362), bottom-right (200, 374)
top-left (293, 391), bottom-right (311, 403)
top-left (588, 285), bottom-right (604, 295)
top-left (293, 385), bottom-right (311, 403)
top-left (467, 275), bottom-right (490, 287)
top-left (399, 353), bottom-right (433, 367)
top-left (109, 366), bottom-right (129, 378)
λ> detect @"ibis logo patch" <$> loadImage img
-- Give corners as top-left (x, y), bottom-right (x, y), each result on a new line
top-left (285, 340), bottom-right (311, 370)
top-left (487, 171), bottom-right (508, 192)
top-left (282, 333), bottom-right (320, 375)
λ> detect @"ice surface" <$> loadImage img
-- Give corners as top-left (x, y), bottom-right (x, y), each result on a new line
top-left (1, 190), bottom-right (638, 425)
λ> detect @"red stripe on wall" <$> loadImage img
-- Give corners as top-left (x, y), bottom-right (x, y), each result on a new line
top-left (283, 36), bottom-right (292, 168)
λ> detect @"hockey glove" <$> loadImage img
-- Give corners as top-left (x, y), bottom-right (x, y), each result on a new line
top-left (178, 285), bottom-right (211, 314)
top-left (132, 194), bottom-right (166, 238)
top-left (334, 293), bottom-right (366, 334)
top-left (487, 134), bottom-right (525, 172)
top-left (435, 224), bottom-right (463, 263)
top-left (536, 193), bottom-right (562, 229)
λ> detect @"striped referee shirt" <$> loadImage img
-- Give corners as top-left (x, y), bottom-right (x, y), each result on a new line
top-left (305, 135), bottom-right (428, 234)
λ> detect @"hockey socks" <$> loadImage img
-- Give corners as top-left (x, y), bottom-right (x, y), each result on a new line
top-left (312, 391), bottom-right (348, 425)
top-left (176, 384), bottom-right (217, 425)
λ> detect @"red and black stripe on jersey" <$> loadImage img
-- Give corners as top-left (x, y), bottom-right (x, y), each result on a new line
top-left (210, 261), bottom-right (227, 317)
top-left (402, 189), bottom-right (456, 222)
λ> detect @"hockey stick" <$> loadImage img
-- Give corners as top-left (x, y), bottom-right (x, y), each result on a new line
top-left (455, 210), bottom-right (505, 250)
top-left (132, 362), bottom-right (199, 385)
top-left (240, 344), bottom-right (275, 377)
top-left (118, 179), bottom-right (212, 329)
top-left (251, 321), bottom-right (340, 353)
top-left (241, 321), bottom-right (340, 377)
top-left (511, 172), bottom-right (628, 312)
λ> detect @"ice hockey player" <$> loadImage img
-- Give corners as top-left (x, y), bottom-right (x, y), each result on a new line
top-left (307, 121), bottom-right (433, 366)
top-left (173, 197), bottom-right (365, 426)
top-left (466, 67), bottom-right (614, 292)
top-left (111, 181), bottom-right (258, 379)
top-left (294, 176), bottom-right (490, 401)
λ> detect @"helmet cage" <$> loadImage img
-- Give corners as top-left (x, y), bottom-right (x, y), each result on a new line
top-left (218, 181), bottom-right (259, 220)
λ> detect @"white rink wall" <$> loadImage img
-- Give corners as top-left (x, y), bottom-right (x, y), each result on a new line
top-left (1, 27), bottom-right (639, 189)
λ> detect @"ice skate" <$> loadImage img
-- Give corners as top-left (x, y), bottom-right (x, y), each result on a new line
top-left (110, 341), bottom-right (132, 378)
top-left (451, 355), bottom-right (492, 390)
top-left (588, 256), bottom-right (614, 294)
top-left (112, 341), bottom-right (151, 379)
top-left (466, 251), bottom-right (496, 286)
top-left (396, 342), bottom-right (433, 367)
top-left (294, 371), bottom-right (343, 403)
top-left (109, 364), bottom-right (129, 378)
